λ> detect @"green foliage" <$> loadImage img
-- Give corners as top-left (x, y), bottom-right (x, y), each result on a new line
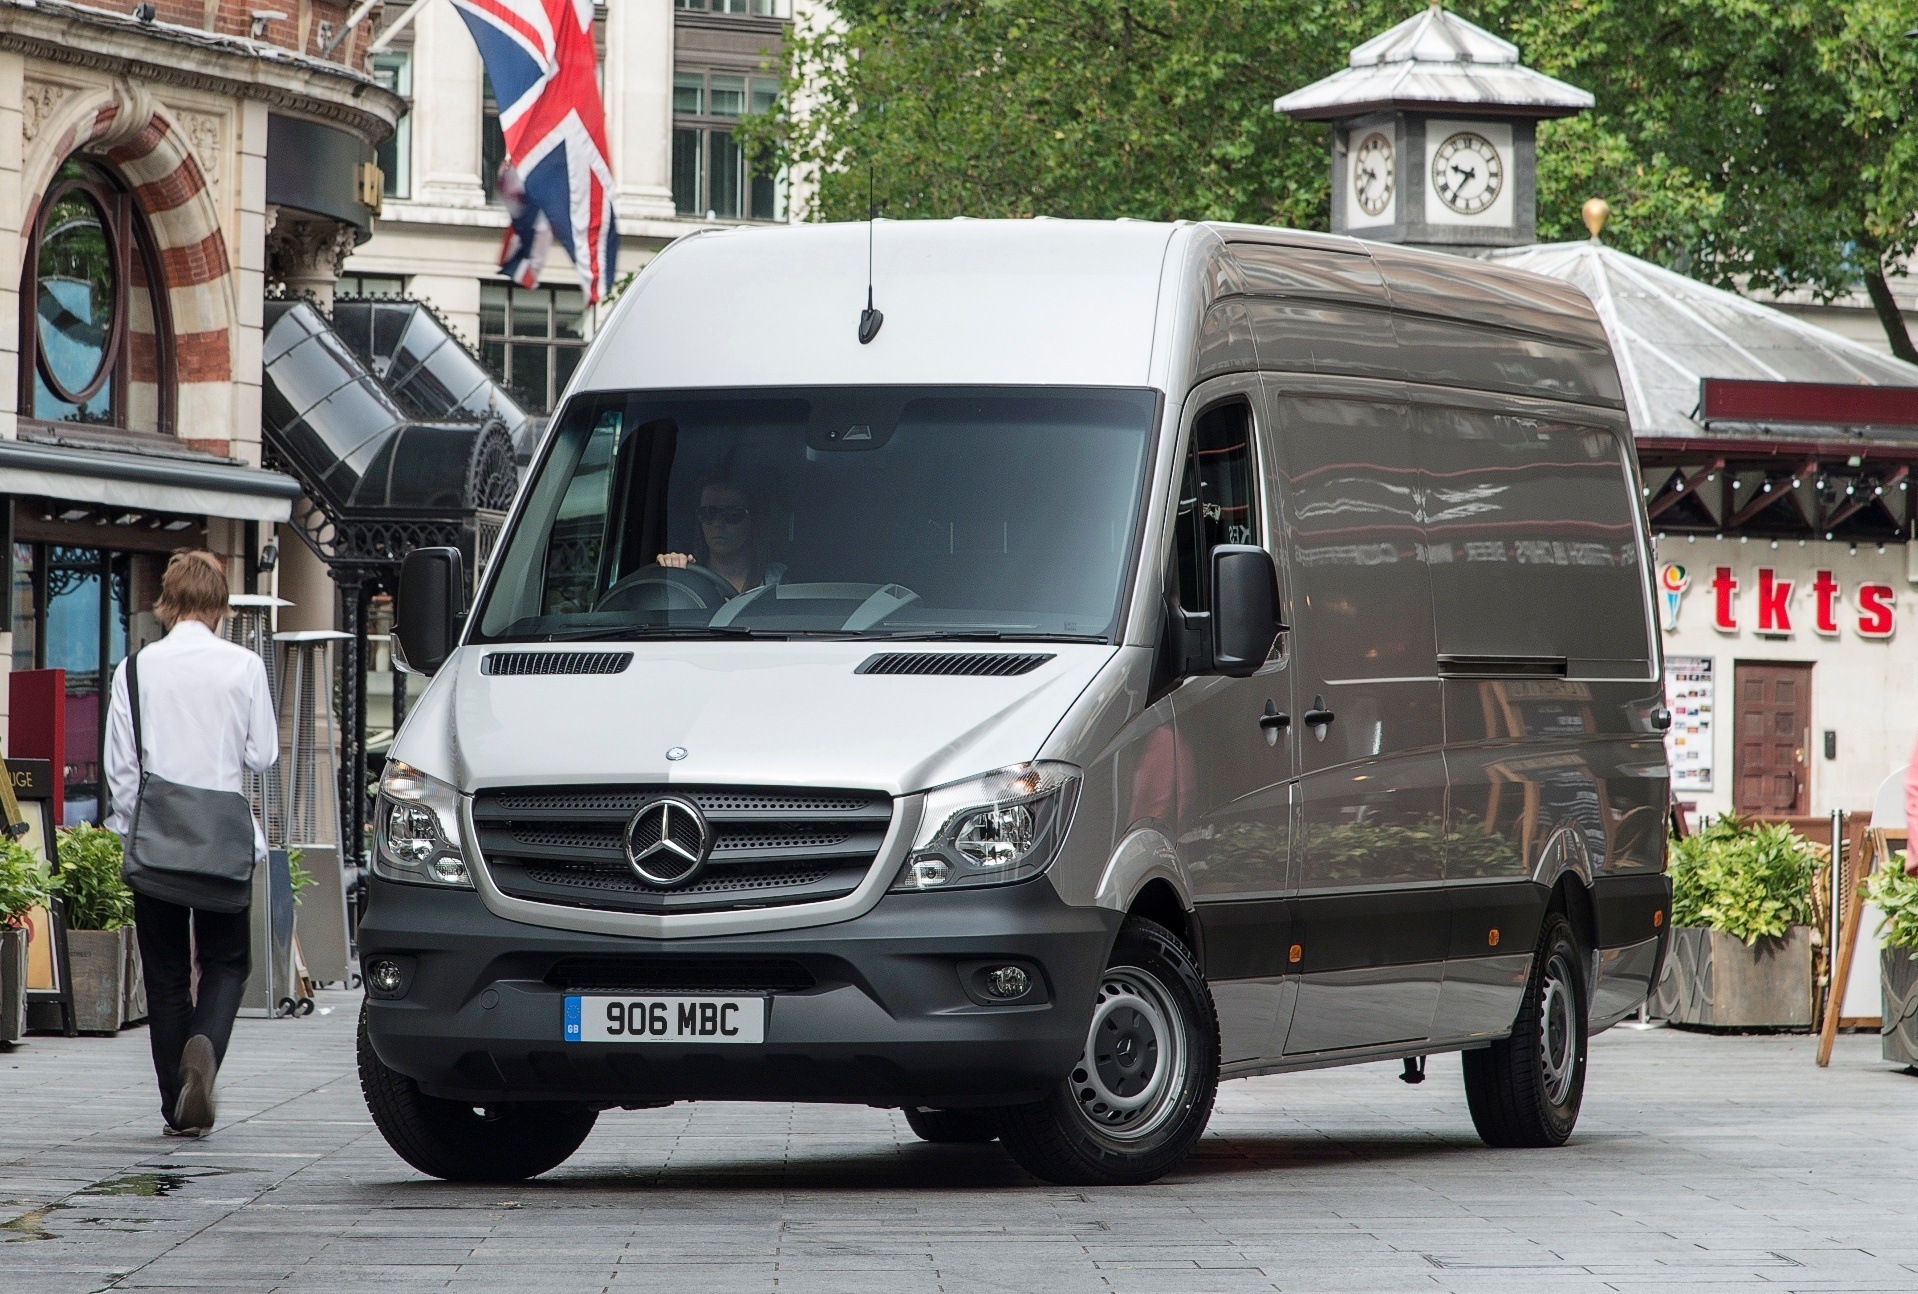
top-left (1866, 852), bottom-right (1918, 952)
top-left (52, 824), bottom-right (134, 932)
top-left (0, 838), bottom-right (52, 927)
top-left (288, 847), bottom-right (313, 908)
top-left (1668, 816), bottom-right (1821, 944)
top-left (748, 0), bottom-right (1918, 353)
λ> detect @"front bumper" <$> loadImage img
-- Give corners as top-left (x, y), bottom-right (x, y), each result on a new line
top-left (359, 875), bottom-right (1120, 1108)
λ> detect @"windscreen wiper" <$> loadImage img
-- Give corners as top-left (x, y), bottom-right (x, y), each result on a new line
top-left (866, 630), bottom-right (1110, 644)
top-left (531, 625), bottom-right (771, 642)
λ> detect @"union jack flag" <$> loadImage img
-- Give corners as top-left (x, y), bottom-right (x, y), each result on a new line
top-left (451, 0), bottom-right (617, 302)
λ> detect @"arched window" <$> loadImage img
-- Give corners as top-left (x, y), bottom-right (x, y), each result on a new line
top-left (20, 159), bottom-right (172, 435)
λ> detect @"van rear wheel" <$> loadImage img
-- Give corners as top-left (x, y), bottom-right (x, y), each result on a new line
top-left (902, 1107), bottom-right (999, 1144)
top-left (358, 1006), bottom-right (598, 1182)
top-left (993, 917), bottom-right (1218, 1186)
top-left (1462, 911), bottom-right (1588, 1148)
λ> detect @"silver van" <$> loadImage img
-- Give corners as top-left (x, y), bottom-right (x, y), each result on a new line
top-left (360, 219), bottom-right (1672, 1186)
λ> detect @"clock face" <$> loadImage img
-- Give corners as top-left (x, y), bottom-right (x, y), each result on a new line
top-left (1352, 132), bottom-right (1394, 218)
top-left (1431, 131), bottom-right (1504, 216)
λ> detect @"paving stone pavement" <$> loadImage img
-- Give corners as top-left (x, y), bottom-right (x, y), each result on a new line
top-left (3, 989), bottom-right (1915, 1293)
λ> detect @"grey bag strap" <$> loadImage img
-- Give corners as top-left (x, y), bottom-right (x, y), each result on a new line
top-left (126, 649), bottom-right (145, 774)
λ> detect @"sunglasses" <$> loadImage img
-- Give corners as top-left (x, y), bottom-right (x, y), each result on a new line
top-left (696, 504), bottom-right (751, 525)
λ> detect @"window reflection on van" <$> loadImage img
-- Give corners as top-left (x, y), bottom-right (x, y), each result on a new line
top-left (477, 387), bottom-right (1159, 643)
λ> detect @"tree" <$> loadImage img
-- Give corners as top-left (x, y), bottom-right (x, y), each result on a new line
top-left (746, 1), bottom-right (1918, 361)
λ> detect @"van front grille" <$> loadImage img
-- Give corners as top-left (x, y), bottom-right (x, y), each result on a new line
top-left (855, 651), bottom-right (1055, 677)
top-left (472, 783), bottom-right (892, 915)
top-left (482, 651), bottom-right (633, 676)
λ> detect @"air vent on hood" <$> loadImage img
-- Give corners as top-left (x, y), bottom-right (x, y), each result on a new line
top-left (855, 652), bottom-right (1055, 678)
top-left (483, 651), bottom-right (633, 676)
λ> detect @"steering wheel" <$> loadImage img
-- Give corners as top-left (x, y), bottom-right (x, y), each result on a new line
top-left (594, 563), bottom-right (741, 615)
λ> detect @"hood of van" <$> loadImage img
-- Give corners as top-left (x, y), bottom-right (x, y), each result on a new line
top-left (424, 641), bottom-right (1118, 795)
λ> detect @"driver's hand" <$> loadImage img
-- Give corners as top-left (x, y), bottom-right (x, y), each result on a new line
top-left (655, 552), bottom-right (695, 569)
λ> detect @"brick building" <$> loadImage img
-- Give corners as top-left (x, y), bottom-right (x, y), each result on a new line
top-left (0, 0), bottom-right (400, 820)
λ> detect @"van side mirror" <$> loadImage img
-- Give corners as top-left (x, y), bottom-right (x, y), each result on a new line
top-left (395, 547), bottom-right (465, 676)
top-left (1209, 544), bottom-right (1283, 678)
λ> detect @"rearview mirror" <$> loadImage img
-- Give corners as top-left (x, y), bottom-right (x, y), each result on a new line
top-left (395, 547), bottom-right (465, 676)
top-left (1210, 544), bottom-right (1283, 678)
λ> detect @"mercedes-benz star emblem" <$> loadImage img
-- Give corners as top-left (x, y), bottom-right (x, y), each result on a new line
top-left (624, 796), bottom-right (712, 888)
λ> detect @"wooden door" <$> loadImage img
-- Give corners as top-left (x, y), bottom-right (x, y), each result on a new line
top-left (1734, 662), bottom-right (1812, 816)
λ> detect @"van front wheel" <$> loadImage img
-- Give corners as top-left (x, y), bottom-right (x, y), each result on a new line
top-left (1462, 911), bottom-right (1588, 1148)
top-left (358, 1006), bottom-right (598, 1182)
top-left (994, 917), bottom-right (1218, 1186)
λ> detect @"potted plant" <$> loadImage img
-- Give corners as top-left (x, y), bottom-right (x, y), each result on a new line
top-left (1656, 816), bottom-right (1821, 1029)
top-left (52, 824), bottom-right (138, 1034)
top-left (1866, 851), bottom-right (1918, 1068)
top-left (0, 839), bottom-right (52, 1043)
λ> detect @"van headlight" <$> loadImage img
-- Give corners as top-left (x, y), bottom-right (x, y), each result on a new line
top-left (374, 761), bottom-right (472, 887)
top-left (891, 762), bottom-right (1080, 892)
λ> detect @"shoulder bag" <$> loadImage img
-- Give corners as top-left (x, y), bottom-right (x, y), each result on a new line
top-left (120, 649), bottom-right (257, 913)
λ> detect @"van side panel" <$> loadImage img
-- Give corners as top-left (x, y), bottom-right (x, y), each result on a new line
top-left (1417, 394), bottom-right (1666, 1037)
top-left (1369, 245), bottom-right (1625, 409)
top-left (1232, 243), bottom-right (1399, 381)
top-left (1264, 385), bottom-right (1449, 1055)
top-left (1419, 406), bottom-right (1650, 676)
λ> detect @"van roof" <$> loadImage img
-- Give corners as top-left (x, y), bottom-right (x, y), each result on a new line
top-left (572, 218), bottom-right (1609, 400)
top-left (575, 219), bottom-right (1184, 393)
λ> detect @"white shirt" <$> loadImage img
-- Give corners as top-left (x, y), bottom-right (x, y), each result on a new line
top-left (104, 619), bottom-right (279, 859)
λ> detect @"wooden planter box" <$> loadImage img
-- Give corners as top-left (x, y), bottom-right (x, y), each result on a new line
top-left (1882, 947), bottom-right (1918, 1068)
top-left (68, 928), bottom-right (131, 1034)
top-left (0, 927), bottom-right (25, 1043)
top-left (1654, 925), bottom-right (1814, 1029)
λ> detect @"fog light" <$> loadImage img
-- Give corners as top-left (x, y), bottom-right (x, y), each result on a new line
top-left (368, 959), bottom-right (404, 993)
top-left (982, 965), bottom-right (1030, 1000)
top-left (905, 857), bottom-right (950, 889)
top-left (430, 856), bottom-right (469, 884)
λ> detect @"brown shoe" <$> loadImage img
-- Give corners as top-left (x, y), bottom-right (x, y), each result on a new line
top-left (173, 1035), bottom-right (218, 1133)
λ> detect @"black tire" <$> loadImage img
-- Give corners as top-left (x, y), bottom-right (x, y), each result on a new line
top-left (994, 917), bottom-right (1218, 1186)
top-left (902, 1107), bottom-right (999, 1144)
top-left (357, 1005), bottom-right (598, 1182)
top-left (1462, 910), bottom-right (1588, 1148)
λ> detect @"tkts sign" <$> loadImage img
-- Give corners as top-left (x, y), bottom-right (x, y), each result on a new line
top-left (1707, 566), bottom-right (1897, 639)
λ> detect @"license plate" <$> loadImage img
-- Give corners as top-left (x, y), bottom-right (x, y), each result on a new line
top-left (564, 994), bottom-right (766, 1044)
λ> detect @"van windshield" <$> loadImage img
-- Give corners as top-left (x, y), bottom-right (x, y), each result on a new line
top-left (474, 386), bottom-right (1159, 643)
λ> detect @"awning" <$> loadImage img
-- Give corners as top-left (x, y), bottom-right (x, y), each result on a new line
top-left (0, 438), bottom-right (303, 523)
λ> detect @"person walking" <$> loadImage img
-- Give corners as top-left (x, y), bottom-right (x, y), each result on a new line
top-left (104, 551), bottom-right (277, 1136)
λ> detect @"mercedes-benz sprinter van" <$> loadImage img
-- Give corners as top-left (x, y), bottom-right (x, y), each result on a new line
top-left (360, 219), bottom-right (1672, 1187)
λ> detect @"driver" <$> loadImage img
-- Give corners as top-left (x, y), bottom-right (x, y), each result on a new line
top-left (655, 479), bottom-right (786, 595)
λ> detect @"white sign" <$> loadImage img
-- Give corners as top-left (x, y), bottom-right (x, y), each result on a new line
top-left (1663, 655), bottom-right (1715, 793)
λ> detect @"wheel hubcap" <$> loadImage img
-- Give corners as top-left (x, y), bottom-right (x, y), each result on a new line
top-left (1539, 951), bottom-right (1579, 1107)
top-left (1070, 966), bottom-right (1187, 1141)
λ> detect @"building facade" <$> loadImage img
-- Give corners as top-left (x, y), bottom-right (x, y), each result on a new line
top-left (0, 0), bottom-right (399, 821)
top-left (337, 0), bottom-right (793, 419)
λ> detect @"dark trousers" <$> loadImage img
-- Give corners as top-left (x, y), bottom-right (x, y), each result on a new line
top-left (131, 890), bottom-right (250, 1124)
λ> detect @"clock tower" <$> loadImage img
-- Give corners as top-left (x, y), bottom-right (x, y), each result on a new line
top-left (1274, 5), bottom-right (1592, 251)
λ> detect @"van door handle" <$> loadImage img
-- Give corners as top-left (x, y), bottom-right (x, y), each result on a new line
top-left (1259, 701), bottom-right (1290, 746)
top-left (1303, 697), bottom-right (1335, 734)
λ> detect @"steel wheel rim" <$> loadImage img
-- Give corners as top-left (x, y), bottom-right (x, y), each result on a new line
top-left (1539, 950), bottom-right (1579, 1107)
top-left (1069, 965), bottom-right (1187, 1143)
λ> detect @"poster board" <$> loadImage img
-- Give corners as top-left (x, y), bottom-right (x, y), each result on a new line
top-left (1663, 655), bottom-right (1715, 793)
top-left (9, 759), bottom-right (75, 1034)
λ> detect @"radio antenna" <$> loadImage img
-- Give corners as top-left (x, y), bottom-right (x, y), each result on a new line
top-left (858, 163), bottom-right (884, 344)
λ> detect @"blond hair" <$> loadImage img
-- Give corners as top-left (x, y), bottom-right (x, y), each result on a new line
top-left (153, 550), bottom-right (229, 628)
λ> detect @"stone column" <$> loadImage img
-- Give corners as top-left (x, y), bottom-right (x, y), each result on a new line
top-left (265, 210), bottom-right (358, 309)
top-left (0, 51), bottom-right (25, 446)
top-left (411, 0), bottom-right (487, 208)
top-left (604, 0), bottom-right (676, 222)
